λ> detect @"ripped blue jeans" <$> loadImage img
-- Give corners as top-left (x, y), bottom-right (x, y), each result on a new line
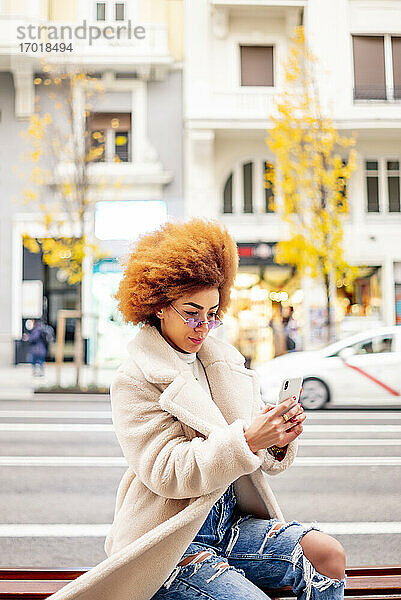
top-left (152, 483), bottom-right (346, 600)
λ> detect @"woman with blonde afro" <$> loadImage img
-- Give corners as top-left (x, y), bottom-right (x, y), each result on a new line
top-left (102, 218), bottom-right (346, 600)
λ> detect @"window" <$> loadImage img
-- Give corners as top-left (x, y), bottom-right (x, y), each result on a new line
top-left (337, 159), bottom-right (348, 212)
top-left (222, 160), bottom-right (275, 214)
top-left (353, 36), bottom-right (386, 100)
top-left (387, 160), bottom-right (401, 212)
top-left (264, 161), bottom-right (274, 213)
top-left (223, 173), bottom-right (233, 214)
top-left (243, 162), bottom-right (253, 213)
top-left (90, 129), bottom-right (106, 162)
top-left (392, 37), bottom-right (401, 99)
top-left (240, 45), bottom-right (274, 87)
top-left (352, 335), bottom-right (393, 355)
top-left (95, 2), bottom-right (126, 21)
top-left (88, 113), bottom-right (132, 162)
top-left (365, 158), bottom-right (401, 213)
top-left (365, 160), bottom-right (379, 212)
top-left (353, 35), bottom-right (401, 101)
top-left (115, 2), bottom-right (125, 21)
top-left (96, 2), bottom-right (106, 21)
top-left (114, 131), bottom-right (129, 162)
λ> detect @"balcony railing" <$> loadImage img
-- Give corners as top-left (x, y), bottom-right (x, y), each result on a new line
top-left (353, 86), bottom-right (401, 102)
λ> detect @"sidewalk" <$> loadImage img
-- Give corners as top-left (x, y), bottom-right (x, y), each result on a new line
top-left (0, 363), bottom-right (115, 401)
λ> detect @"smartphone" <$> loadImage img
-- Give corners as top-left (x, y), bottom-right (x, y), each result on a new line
top-left (276, 377), bottom-right (303, 412)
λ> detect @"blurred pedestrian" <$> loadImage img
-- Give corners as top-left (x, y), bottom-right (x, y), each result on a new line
top-left (269, 303), bottom-right (286, 356)
top-left (283, 306), bottom-right (301, 352)
top-left (22, 319), bottom-right (53, 377)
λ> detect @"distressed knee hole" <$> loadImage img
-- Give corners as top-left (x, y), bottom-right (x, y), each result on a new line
top-left (214, 560), bottom-right (231, 570)
top-left (299, 530), bottom-right (346, 581)
top-left (205, 560), bottom-right (233, 583)
top-left (178, 550), bottom-right (213, 566)
top-left (267, 521), bottom-right (286, 538)
top-left (291, 541), bottom-right (346, 600)
top-left (164, 551), bottom-right (215, 589)
top-left (257, 521), bottom-right (290, 555)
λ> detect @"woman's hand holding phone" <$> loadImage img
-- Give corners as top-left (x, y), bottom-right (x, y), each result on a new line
top-left (244, 397), bottom-right (306, 454)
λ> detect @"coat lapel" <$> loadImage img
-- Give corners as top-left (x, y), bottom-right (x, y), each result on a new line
top-left (158, 372), bottom-right (228, 436)
top-left (197, 338), bottom-right (256, 427)
top-left (127, 325), bottom-right (255, 437)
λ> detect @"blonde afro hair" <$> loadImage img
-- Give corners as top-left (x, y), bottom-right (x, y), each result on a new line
top-left (115, 218), bottom-right (239, 326)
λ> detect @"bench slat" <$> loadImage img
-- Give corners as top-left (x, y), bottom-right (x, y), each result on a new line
top-left (0, 567), bottom-right (400, 600)
top-left (0, 570), bottom-right (88, 581)
top-left (0, 580), bottom-right (67, 598)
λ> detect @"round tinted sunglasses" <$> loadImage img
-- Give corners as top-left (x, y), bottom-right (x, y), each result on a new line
top-left (170, 303), bottom-right (223, 330)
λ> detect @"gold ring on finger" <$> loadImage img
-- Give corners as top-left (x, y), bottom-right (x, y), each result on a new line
top-left (282, 413), bottom-right (290, 423)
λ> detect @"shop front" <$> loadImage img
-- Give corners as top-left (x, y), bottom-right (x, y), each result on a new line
top-left (221, 242), bottom-right (302, 367)
top-left (16, 245), bottom-right (86, 365)
top-left (90, 258), bottom-right (139, 367)
top-left (394, 262), bottom-right (401, 326)
top-left (336, 266), bottom-right (383, 338)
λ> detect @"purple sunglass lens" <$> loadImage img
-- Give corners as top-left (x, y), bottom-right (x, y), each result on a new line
top-left (186, 319), bottom-right (222, 329)
top-left (186, 319), bottom-right (199, 328)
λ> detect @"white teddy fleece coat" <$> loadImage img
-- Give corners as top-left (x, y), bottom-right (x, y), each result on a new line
top-left (48, 324), bottom-right (298, 600)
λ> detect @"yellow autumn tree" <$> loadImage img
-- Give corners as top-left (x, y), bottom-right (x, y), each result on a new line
top-left (265, 26), bottom-right (358, 342)
top-left (17, 64), bottom-right (113, 386)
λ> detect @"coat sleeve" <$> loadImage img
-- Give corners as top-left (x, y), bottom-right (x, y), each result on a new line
top-left (250, 371), bottom-right (298, 476)
top-left (110, 370), bottom-right (264, 499)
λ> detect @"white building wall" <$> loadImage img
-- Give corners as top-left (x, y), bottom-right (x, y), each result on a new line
top-left (184, 0), bottom-right (401, 339)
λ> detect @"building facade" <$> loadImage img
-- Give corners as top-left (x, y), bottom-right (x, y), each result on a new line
top-left (183, 0), bottom-right (401, 362)
top-left (0, 0), bottom-right (183, 365)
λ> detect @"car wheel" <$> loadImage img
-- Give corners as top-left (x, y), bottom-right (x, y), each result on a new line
top-left (300, 377), bottom-right (329, 410)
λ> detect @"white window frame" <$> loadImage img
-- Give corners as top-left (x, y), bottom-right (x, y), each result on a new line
top-left (384, 35), bottom-right (395, 101)
top-left (227, 34), bottom-right (283, 92)
top-left (364, 156), bottom-right (401, 214)
top-left (105, 129), bottom-right (114, 162)
top-left (385, 158), bottom-right (401, 212)
top-left (221, 159), bottom-right (277, 216)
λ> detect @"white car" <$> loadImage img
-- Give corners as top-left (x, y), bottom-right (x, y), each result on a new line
top-left (254, 326), bottom-right (401, 410)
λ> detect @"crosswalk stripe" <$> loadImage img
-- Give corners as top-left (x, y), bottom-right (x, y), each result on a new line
top-left (0, 456), bottom-right (125, 466)
top-left (1, 456), bottom-right (401, 467)
top-left (0, 411), bottom-right (112, 419)
top-left (0, 423), bottom-right (114, 431)
top-left (300, 438), bottom-right (401, 446)
top-left (295, 456), bottom-right (401, 466)
top-left (1, 410), bottom-right (400, 420)
top-left (1, 522), bottom-right (401, 537)
top-left (1, 423), bottom-right (401, 433)
top-left (303, 425), bottom-right (401, 432)
top-left (304, 412), bottom-right (401, 420)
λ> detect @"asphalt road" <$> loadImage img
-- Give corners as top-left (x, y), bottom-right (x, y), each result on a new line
top-left (0, 395), bottom-right (400, 569)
